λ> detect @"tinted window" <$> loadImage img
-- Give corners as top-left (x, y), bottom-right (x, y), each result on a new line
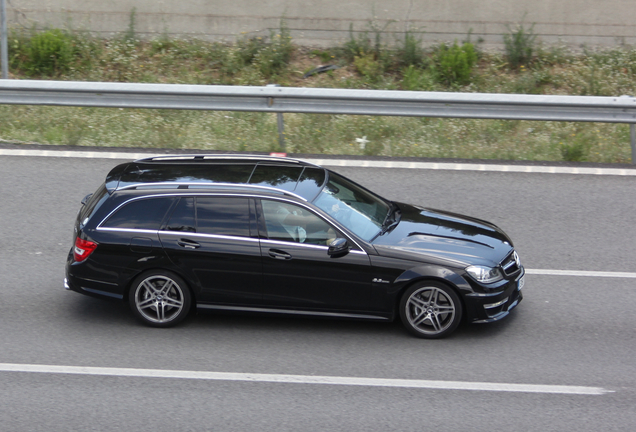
top-left (165, 197), bottom-right (195, 232)
top-left (118, 164), bottom-right (255, 189)
top-left (80, 184), bottom-right (109, 224)
top-left (295, 168), bottom-right (326, 201)
top-left (261, 200), bottom-right (336, 245)
top-left (249, 165), bottom-right (303, 191)
top-left (102, 197), bottom-right (174, 230)
top-left (313, 172), bottom-right (389, 241)
top-left (196, 197), bottom-right (250, 237)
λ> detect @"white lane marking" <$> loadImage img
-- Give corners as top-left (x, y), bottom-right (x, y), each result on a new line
top-left (1, 148), bottom-right (635, 176)
top-left (307, 158), bottom-right (636, 176)
top-left (0, 149), bottom-right (150, 160)
top-left (526, 269), bottom-right (636, 278)
top-left (0, 363), bottom-right (611, 395)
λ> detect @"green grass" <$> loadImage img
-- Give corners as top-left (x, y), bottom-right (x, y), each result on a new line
top-left (2, 26), bottom-right (636, 163)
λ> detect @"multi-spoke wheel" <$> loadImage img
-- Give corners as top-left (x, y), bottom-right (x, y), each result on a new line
top-left (129, 271), bottom-right (191, 327)
top-left (399, 282), bottom-right (462, 339)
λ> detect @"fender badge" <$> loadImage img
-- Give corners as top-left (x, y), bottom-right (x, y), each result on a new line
top-left (372, 278), bottom-right (391, 284)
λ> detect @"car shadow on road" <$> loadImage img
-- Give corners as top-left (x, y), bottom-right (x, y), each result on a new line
top-left (66, 295), bottom-right (136, 326)
top-left (190, 308), bottom-right (409, 337)
top-left (454, 309), bottom-right (522, 340)
top-left (65, 295), bottom-right (522, 341)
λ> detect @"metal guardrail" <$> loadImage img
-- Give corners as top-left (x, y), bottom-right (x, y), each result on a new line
top-left (0, 79), bottom-right (635, 162)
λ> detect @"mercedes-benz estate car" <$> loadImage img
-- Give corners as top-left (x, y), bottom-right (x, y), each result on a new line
top-left (65, 154), bottom-right (524, 338)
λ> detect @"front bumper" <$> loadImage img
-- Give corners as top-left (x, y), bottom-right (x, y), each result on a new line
top-left (464, 269), bottom-right (524, 323)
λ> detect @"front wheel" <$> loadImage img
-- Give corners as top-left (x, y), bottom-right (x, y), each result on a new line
top-left (399, 281), bottom-right (462, 339)
top-left (129, 270), bottom-right (192, 327)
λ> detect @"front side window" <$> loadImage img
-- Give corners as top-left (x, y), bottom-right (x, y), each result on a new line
top-left (102, 197), bottom-right (174, 230)
top-left (261, 200), bottom-right (337, 245)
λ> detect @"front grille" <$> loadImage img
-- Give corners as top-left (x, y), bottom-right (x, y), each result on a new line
top-left (501, 251), bottom-right (521, 276)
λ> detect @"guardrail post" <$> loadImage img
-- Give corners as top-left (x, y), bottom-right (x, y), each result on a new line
top-left (1, 0), bottom-right (8, 79)
top-left (266, 84), bottom-right (285, 151)
top-left (631, 124), bottom-right (636, 165)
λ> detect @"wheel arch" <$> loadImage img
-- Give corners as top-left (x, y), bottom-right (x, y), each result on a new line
top-left (391, 265), bottom-right (471, 320)
top-left (123, 266), bottom-right (197, 309)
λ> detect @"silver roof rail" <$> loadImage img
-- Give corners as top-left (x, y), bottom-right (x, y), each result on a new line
top-left (116, 182), bottom-right (308, 201)
top-left (133, 154), bottom-right (319, 167)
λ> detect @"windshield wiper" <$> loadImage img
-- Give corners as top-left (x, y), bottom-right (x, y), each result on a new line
top-left (372, 203), bottom-right (401, 241)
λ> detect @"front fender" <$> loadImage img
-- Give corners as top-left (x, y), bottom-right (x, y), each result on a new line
top-left (393, 265), bottom-right (473, 296)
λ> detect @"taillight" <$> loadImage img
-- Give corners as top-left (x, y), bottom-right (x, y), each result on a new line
top-left (74, 237), bottom-right (98, 262)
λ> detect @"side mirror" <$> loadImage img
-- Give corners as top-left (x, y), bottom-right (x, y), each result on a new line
top-left (328, 238), bottom-right (349, 257)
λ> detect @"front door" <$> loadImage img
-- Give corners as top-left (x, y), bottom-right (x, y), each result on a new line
top-left (258, 199), bottom-right (372, 313)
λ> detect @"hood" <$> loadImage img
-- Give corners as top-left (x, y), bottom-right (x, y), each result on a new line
top-left (372, 203), bottom-right (513, 268)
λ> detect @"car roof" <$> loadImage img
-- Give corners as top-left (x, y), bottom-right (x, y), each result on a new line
top-left (104, 154), bottom-right (328, 202)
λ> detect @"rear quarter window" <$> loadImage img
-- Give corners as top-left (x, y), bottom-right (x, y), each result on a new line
top-left (101, 197), bottom-right (174, 230)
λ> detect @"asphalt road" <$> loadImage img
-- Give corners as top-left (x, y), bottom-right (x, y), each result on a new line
top-left (1, 153), bottom-right (635, 431)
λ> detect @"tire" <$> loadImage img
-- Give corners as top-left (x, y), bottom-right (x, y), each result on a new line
top-left (129, 270), bottom-right (192, 327)
top-left (399, 281), bottom-right (462, 339)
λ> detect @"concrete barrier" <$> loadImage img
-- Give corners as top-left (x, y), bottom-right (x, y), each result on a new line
top-left (7, 1), bottom-right (636, 48)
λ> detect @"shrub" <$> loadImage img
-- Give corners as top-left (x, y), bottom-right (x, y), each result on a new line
top-left (401, 65), bottom-right (435, 91)
top-left (354, 53), bottom-right (384, 82)
top-left (231, 20), bottom-right (293, 79)
top-left (341, 24), bottom-right (372, 62)
top-left (26, 29), bottom-right (75, 76)
top-left (8, 29), bottom-right (30, 70)
top-left (560, 140), bottom-right (588, 161)
top-left (396, 30), bottom-right (426, 68)
top-left (434, 41), bottom-right (477, 86)
top-left (255, 21), bottom-right (294, 78)
top-left (341, 16), bottom-right (394, 62)
top-left (310, 49), bottom-right (334, 63)
top-left (504, 22), bottom-right (537, 70)
top-left (236, 34), bottom-right (267, 66)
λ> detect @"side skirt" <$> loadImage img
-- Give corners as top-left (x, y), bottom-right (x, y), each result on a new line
top-left (197, 304), bottom-right (390, 321)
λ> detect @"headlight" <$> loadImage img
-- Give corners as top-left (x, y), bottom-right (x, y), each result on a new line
top-left (466, 265), bottom-right (503, 284)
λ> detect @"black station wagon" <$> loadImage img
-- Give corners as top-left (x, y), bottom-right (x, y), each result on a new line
top-left (65, 155), bottom-right (524, 338)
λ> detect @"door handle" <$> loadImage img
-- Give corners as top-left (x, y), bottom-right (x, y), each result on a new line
top-left (269, 249), bottom-right (292, 260)
top-left (177, 239), bottom-right (201, 249)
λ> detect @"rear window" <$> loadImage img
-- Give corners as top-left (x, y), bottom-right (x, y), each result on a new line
top-left (102, 197), bottom-right (174, 230)
top-left (80, 184), bottom-right (109, 225)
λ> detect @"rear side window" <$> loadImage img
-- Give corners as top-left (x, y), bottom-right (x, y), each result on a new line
top-left (165, 197), bottom-right (195, 232)
top-left (196, 197), bottom-right (250, 237)
top-left (164, 196), bottom-right (251, 237)
top-left (102, 197), bottom-right (174, 230)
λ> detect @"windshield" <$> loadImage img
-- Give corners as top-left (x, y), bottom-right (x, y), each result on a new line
top-left (312, 172), bottom-right (390, 241)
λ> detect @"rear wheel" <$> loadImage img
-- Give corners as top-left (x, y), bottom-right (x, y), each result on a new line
top-left (399, 281), bottom-right (462, 339)
top-left (129, 270), bottom-right (191, 327)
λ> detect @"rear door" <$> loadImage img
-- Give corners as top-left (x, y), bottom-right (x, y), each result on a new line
top-left (159, 195), bottom-right (263, 305)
